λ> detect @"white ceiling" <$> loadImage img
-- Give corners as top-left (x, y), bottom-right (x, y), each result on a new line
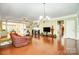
top-left (0, 3), bottom-right (79, 21)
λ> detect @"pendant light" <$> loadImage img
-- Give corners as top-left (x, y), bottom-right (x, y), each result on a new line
top-left (39, 3), bottom-right (50, 20)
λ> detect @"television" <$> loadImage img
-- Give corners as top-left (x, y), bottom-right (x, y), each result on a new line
top-left (43, 27), bottom-right (50, 32)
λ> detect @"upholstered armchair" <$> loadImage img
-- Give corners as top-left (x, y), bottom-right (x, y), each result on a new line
top-left (10, 32), bottom-right (29, 47)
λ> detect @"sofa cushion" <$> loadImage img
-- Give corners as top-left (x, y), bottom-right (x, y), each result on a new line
top-left (0, 38), bottom-right (12, 47)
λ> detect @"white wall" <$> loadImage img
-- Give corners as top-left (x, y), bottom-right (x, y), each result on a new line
top-left (64, 17), bottom-right (77, 39)
top-left (39, 19), bottom-right (57, 35)
top-left (76, 13), bottom-right (79, 54)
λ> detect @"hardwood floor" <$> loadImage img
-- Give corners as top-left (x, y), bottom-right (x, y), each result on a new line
top-left (0, 36), bottom-right (66, 55)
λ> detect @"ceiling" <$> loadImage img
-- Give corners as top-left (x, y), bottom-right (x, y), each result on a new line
top-left (0, 3), bottom-right (79, 21)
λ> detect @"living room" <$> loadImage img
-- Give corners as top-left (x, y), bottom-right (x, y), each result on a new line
top-left (0, 3), bottom-right (79, 55)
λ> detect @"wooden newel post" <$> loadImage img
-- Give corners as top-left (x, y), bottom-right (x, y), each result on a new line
top-left (51, 26), bottom-right (54, 40)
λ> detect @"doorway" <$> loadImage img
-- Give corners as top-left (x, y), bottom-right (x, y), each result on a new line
top-left (57, 20), bottom-right (64, 50)
top-left (57, 20), bottom-right (64, 41)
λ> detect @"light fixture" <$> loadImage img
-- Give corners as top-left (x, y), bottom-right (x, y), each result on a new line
top-left (43, 3), bottom-right (46, 18)
top-left (39, 3), bottom-right (50, 20)
top-left (39, 16), bottom-right (43, 20)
